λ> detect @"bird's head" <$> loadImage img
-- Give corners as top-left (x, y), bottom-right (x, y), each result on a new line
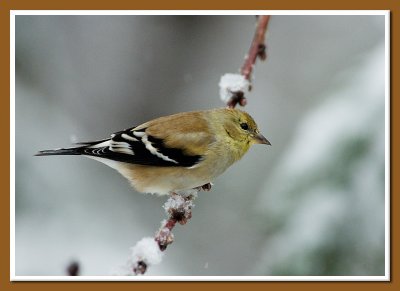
top-left (220, 108), bottom-right (270, 146)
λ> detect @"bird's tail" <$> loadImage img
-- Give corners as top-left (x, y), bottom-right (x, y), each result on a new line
top-left (35, 147), bottom-right (83, 156)
top-left (36, 138), bottom-right (110, 157)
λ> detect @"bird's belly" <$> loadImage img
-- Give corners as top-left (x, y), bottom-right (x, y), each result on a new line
top-left (116, 164), bottom-right (216, 195)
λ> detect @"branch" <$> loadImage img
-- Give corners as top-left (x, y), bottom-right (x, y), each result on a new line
top-left (241, 15), bottom-right (270, 81)
top-left (219, 15), bottom-right (271, 108)
top-left (116, 15), bottom-right (271, 276)
top-left (120, 184), bottom-right (211, 276)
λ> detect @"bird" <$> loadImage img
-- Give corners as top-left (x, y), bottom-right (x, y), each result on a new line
top-left (36, 108), bottom-right (270, 195)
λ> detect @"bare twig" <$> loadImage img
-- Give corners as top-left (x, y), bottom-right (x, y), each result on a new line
top-left (223, 15), bottom-right (271, 108)
top-left (241, 15), bottom-right (270, 82)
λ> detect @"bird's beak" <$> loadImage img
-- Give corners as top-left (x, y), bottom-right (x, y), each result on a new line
top-left (253, 133), bottom-right (271, 145)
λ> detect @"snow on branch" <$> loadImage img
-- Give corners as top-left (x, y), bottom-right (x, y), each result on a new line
top-left (219, 15), bottom-right (271, 108)
top-left (119, 186), bottom-right (209, 275)
top-left (219, 74), bottom-right (250, 105)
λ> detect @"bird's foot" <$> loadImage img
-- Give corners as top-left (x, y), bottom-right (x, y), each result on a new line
top-left (201, 182), bottom-right (212, 191)
top-left (195, 182), bottom-right (212, 192)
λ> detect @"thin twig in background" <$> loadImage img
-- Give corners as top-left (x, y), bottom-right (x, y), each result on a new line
top-left (66, 261), bottom-right (80, 276)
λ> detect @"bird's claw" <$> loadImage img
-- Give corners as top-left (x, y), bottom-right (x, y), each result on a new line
top-left (200, 183), bottom-right (212, 192)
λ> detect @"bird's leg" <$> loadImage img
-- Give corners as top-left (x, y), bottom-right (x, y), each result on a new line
top-left (193, 183), bottom-right (212, 192)
top-left (200, 183), bottom-right (213, 191)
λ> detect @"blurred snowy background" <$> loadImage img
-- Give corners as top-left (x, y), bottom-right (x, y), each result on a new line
top-left (14, 15), bottom-right (386, 276)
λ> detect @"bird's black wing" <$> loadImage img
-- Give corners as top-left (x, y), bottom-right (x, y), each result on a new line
top-left (80, 127), bottom-right (203, 168)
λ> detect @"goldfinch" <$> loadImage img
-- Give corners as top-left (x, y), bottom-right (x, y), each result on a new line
top-left (36, 108), bottom-right (270, 195)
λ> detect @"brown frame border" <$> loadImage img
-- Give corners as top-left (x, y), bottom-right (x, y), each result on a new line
top-left (2, 1), bottom-right (397, 290)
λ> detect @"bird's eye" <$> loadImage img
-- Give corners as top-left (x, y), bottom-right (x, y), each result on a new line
top-left (240, 122), bottom-right (249, 130)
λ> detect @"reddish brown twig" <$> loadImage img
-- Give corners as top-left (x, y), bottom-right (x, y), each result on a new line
top-left (131, 183), bottom-right (211, 275)
top-left (241, 15), bottom-right (270, 81)
top-left (226, 15), bottom-right (271, 108)
top-left (131, 193), bottom-right (195, 275)
top-left (153, 183), bottom-right (211, 254)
